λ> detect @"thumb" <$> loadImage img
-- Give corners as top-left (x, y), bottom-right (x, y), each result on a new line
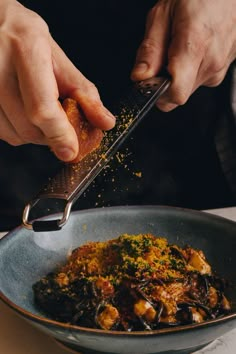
top-left (131, 4), bottom-right (171, 81)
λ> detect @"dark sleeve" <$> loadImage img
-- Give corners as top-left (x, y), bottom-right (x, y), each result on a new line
top-left (215, 61), bottom-right (236, 198)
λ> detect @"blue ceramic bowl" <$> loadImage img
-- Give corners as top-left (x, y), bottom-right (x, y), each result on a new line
top-left (0, 206), bottom-right (236, 354)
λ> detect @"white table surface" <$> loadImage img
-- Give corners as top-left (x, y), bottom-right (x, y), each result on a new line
top-left (0, 207), bottom-right (236, 354)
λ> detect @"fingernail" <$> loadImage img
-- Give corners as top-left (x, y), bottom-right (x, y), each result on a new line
top-left (132, 62), bottom-right (149, 76)
top-left (104, 109), bottom-right (116, 129)
top-left (54, 147), bottom-right (76, 161)
top-left (105, 108), bottom-right (116, 120)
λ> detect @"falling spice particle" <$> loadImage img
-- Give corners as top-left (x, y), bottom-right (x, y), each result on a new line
top-left (68, 103), bottom-right (144, 208)
top-left (133, 172), bottom-right (142, 178)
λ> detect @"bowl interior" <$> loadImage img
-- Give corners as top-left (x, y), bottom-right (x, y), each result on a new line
top-left (0, 206), bottom-right (236, 354)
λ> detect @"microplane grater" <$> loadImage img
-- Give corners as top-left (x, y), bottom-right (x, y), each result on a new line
top-left (22, 76), bottom-right (170, 231)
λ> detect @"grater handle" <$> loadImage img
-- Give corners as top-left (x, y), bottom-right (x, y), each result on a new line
top-left (22, 75), bottom-right (171, 232)
top-left (22, 199), bottom-right (73, 231)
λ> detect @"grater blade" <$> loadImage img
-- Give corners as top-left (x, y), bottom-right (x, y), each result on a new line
top-left (22, 76), bottom-right (170, 231)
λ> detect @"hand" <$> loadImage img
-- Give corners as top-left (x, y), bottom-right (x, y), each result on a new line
top-left (0, 0), bottom-right (115, 161)
top-left (131, 0), bottom-right (236, 112)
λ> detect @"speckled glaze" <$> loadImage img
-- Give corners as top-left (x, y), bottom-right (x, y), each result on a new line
top-left (0, 206), bottom-right (236, 354)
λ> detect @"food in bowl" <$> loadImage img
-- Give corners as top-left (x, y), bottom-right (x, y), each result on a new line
top-left (33, 233), bottom-right (231, 331)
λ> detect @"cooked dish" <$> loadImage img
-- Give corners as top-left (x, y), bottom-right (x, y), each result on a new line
top-left (33, 233), bottom-right (231, 331)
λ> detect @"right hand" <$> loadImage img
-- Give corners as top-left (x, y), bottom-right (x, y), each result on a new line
top-left (0, 0), bottom-right (115, 161)
top-left (131, 0), bottom-right (236, 112)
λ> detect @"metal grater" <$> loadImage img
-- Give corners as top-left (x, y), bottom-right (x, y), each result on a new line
top-left (22, 76), bottom-right (170, 231)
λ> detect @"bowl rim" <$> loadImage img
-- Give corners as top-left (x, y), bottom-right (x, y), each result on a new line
top-left (1, 205), bottom-right (236, 337)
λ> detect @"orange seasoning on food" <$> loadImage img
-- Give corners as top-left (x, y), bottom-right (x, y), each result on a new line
top-left (62, 98), bottom-right (104, 163)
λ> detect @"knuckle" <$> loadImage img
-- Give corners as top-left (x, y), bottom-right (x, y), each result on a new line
top-left (138, 38), bottom-right (160, 56)
top-left (4, 136), bottom-right (24, 146)
top-left (30, 105), bottom-right (56, 127)
top-left (71, 82), bottom-right (102, 108)
top-left (147, 2), bottom-right (162, 21)
top-left (209, 57), bottom-right (226, 75)
top-left (205, 72), bottom-right (225, 87)
top-left (171, 87), bottom-right (189, 106)
top-left (147, 5), bottom-right (156, 20)
top-left (20, 128), bottom-right (43, 144)
top-left (84, 81), bottom-right (99, 96)
top-left (47, 128), bottom-right (73, 147)
top-left (11, 140), bottom-right (24, 147)
top-left (11, 15), bottom-right (49, 51)
top-left (48, 135), bottom-right (66, 146)
top-left (72, 81), bottom-right (99, 98)
top-left (28, 11), bottom-right (49, 32)
top-left (157, 102), bottom-right (177, 113)
top-left (19, 11), bottom-right (49, 35)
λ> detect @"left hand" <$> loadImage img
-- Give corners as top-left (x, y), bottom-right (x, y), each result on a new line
top-left (131, 0), bottom-right (236, 112)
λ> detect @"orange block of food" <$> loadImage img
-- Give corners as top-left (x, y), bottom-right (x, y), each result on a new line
top-left (62, 98), bottom-right (103, 163)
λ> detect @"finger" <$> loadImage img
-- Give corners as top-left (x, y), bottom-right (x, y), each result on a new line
top-left (0, 105), bottom-right (23, 145)
top-left (195, 40), bottom-right (231, 88)
top-left (51, 40), bottom-right (116, 131)
top-left (131, 2), bottom-right (171, 81)
top-left (13, 33), bottom-right (78, 162)
top-left (0, 73), bottom-right (46, 144)
top-left (156, 25), bottom-right (205, 112)
top-left (197, 60), bottom-right (227, 89)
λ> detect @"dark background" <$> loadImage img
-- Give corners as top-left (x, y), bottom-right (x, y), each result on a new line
top-left (0, 1), bottom-right (235, 230)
